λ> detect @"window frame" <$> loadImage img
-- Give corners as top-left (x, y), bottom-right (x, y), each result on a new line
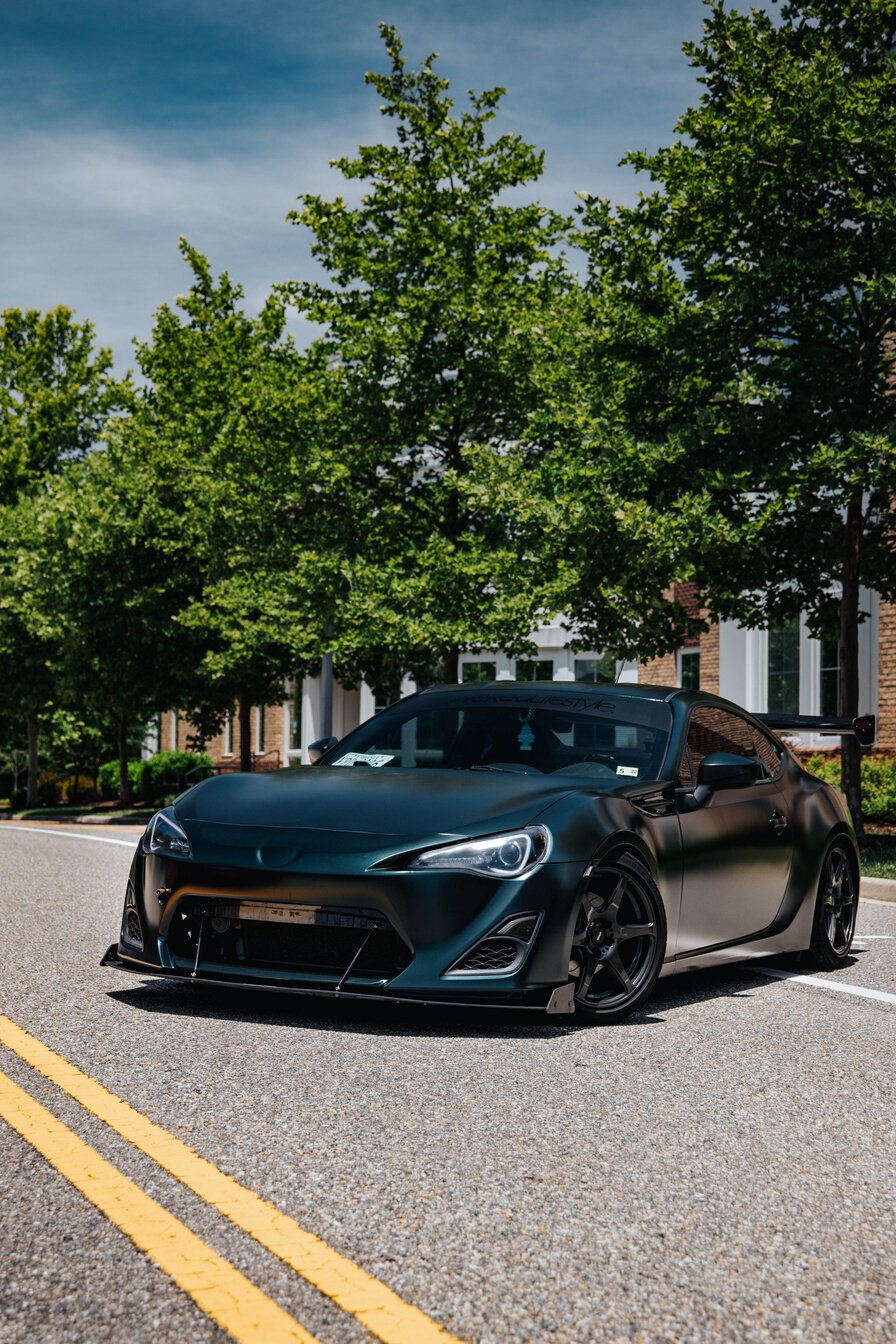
top-left (678, 703), bottom-right (784, 789)
top-left (677, 647), bottom-right (700, 691)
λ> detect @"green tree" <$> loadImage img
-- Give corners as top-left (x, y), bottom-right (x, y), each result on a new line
top-left (285, 25), bottom-right (577, 688)
top-left (130, 242), bottom-right (337, 770)
top-left (15, 439), bottom-right (199, 806)
top-left (579, 0), bottom-right (896, 831)
top-left (0, 307), bottom-right (126, 803)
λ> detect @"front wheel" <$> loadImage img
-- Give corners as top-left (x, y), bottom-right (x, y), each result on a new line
top-left (806, 842), bottom-right (859, 969)
top-left (569, 854), bottom-right (667, 1024)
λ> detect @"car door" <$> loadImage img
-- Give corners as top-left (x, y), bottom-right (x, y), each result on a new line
top-left (674, 705), bottom-right (792, 956)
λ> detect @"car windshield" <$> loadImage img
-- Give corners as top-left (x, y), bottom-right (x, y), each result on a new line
top-left (325, 691), bottom-right (672, 782)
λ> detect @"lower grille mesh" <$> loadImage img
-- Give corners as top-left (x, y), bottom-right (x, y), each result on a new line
top-left (168, 898), bottom-right (411, 981)
top-left (454, 938), bottom-right (520, 972)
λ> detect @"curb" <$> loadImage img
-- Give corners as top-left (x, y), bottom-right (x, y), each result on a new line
top-left (0, 813), bottom-right (152, 827)
top-left (861, 876), bottom-right (896, 904)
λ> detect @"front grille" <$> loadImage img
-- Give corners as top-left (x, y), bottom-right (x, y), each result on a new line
top-left (453, 938), bottom-right (520, 972)
top-left (168, 897), bottom-right (411, 981)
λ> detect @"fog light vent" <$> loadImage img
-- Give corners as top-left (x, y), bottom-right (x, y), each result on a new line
top-left (446, 911), bottom-right (542, 977)
top-left (123, 907), bottom-right (144, 952)
top-left (495, 914), bottom-right (539, 942)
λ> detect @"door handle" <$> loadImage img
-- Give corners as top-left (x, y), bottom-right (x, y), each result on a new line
top-left (768, 811), bottom-right (789, 835)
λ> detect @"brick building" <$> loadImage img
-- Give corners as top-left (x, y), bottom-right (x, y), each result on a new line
top-left (159, 596), bottom-right (896, 767)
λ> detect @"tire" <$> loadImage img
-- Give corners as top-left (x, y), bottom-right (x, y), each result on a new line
top-left (806, 841), bottom-right (859, 970)
top-left (568, 853), bottom-right (667, 1024)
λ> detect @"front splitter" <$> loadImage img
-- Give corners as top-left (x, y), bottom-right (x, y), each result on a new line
top-left (100, 945), bottom-right (576, 1015)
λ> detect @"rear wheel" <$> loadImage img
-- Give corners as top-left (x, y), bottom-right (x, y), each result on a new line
top-left (806, 842), bottom-right (858, 969)
top-left (569, 854), bottom-right (667, 1024)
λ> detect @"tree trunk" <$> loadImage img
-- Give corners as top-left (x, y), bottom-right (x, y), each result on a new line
top-left (441, 648), bottom-right (459, 685)
top-left (839, 500), bottom-right (864, 838)
top-left (238, 690), bottom-right (253, 773)
top-left (118, 712), bottom-right (132, 808)
top-left (25, 714), bottom-right (38, 808)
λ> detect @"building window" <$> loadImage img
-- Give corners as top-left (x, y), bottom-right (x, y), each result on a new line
top-left (574, 655), bottom-right (615, 683)
top-left (767, 616), bottom-right (801, 714)
top-left (462, 661), bottom-right (496, 684)
top-left (290, 702), bottom-right (302, 751)
top-left (820, 638), bottom-right (840, 716)
top-left (678, 648), bottom-right (700, 690)
top-left (515, 658), bottom-right (553, 682)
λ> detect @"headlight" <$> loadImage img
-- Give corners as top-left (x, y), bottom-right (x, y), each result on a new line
top-left (143, 807), bottom-right (192, 859)
top-left (409, 825), bottom-right (551, 879)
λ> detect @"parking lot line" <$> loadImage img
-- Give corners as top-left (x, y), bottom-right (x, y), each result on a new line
top-left (0, 1066), bottom-right (320, 1344)
top-left (752, 966), bottom-right (896, 1006)
top-left (0, 1013), bottom-right (462, 1344)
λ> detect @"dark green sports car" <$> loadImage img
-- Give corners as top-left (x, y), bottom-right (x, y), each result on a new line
top-left (103, 683), bottom-right (873, 1023)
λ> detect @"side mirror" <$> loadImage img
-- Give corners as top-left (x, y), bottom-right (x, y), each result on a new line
top-left (697, 752), bottom-right (761, 791)
top-left (309, 736), bottom-right (338, 764)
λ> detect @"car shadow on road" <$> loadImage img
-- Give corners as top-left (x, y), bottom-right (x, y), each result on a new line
top-left (105, 961), bottom-right (785, 1040)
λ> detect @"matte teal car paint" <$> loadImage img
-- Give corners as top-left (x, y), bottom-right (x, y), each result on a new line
top-left (103, 683), bottom-right (863, 1020)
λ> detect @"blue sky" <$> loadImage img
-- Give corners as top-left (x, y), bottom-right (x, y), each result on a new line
top-left (1, 0), bottom-right (707, 366)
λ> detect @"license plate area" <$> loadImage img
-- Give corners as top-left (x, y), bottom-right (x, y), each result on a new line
top-left (218, 901), bottom-right (383, 930)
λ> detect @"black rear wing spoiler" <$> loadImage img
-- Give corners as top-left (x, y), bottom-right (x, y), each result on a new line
top-left (757, 714), bottom-right (876, 746)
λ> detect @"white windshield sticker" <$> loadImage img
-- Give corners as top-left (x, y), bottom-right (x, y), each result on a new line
top-left (616, 765), bottom-right (639, 777)
top-left (332, 752), bottom-right (395, 768)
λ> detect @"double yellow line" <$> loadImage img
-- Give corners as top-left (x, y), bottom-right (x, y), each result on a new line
top-left (0, 1013), bottom-right (463, 1344)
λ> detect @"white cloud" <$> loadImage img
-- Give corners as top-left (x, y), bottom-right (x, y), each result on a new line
top-left (0, 121), bottom-right (374, 365)
top-left (0, 0), bottom-right (706, 368)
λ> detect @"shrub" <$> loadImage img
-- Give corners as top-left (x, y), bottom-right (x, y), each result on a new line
top-left (142, 750), bottom-right (214, 801)
top-left (862, 757), bottom-right (896, 824)
top-left (804, 752), bottom-right (896, 824)
top-left (35, 771), bottom-right (62, 806)
top-left (9, 788), bottom-right (26, 810)
top-left (98, 760), bottom-right (143, 801)
top-left (99, 751), bottom-right (215, 803)
top-left (60, 774), bottom-right (101, 806)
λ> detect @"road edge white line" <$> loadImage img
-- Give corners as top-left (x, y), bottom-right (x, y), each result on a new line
top-left (0, 825), bottom-right (137, 848)
top-left (753, 965), bottom-right (896, 1006)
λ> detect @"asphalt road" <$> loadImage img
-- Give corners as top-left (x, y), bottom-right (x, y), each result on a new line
top-left (1, 824), bottom-right (894, 1344)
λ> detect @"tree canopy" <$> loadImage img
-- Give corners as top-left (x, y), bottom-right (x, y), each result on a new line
top-left (577, 0), bottom-right (896, 827)
top-left (286, 24), bottom-right (580, 689)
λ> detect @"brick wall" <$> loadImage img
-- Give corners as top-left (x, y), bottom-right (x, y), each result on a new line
top-left (640, 651), bottom-right (678, 686)
top-left (878, 600), bottom-right (896, 749)
top-left (160, 701), bottom-right (290, 766)
top-left (699, 624), bottom-right (720, 695)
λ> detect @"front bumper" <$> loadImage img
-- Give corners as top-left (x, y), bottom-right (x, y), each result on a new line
top-left (104, 847), bottom-right (584, 1014)
top-left (100, 945), bottom-right (576, 1013)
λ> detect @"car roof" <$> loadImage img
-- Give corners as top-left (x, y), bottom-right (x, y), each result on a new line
top-left (418, 680), bottom-right (683, 703)
top-left (416, 681), bottom-right (753, 717)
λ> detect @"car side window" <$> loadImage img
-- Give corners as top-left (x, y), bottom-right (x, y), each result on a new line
top-left (751, 725), bottom-right (784, 779)
top-left (679, 706), bottom-right (783, 788)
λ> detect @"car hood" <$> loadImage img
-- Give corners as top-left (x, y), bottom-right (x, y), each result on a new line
top-left (175, 766), bottom-right (588, 857)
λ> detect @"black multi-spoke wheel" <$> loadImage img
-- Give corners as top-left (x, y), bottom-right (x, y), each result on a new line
top-left (807, 842), bottom-right (859, 969)
top-left (569, 853), bottom-right (667, 1023)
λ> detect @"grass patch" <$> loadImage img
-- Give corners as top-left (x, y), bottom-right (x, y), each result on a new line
top-left (860, 847), bottom-right (896, 880)
top-left (12, 805), bottom-right (154, 824)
